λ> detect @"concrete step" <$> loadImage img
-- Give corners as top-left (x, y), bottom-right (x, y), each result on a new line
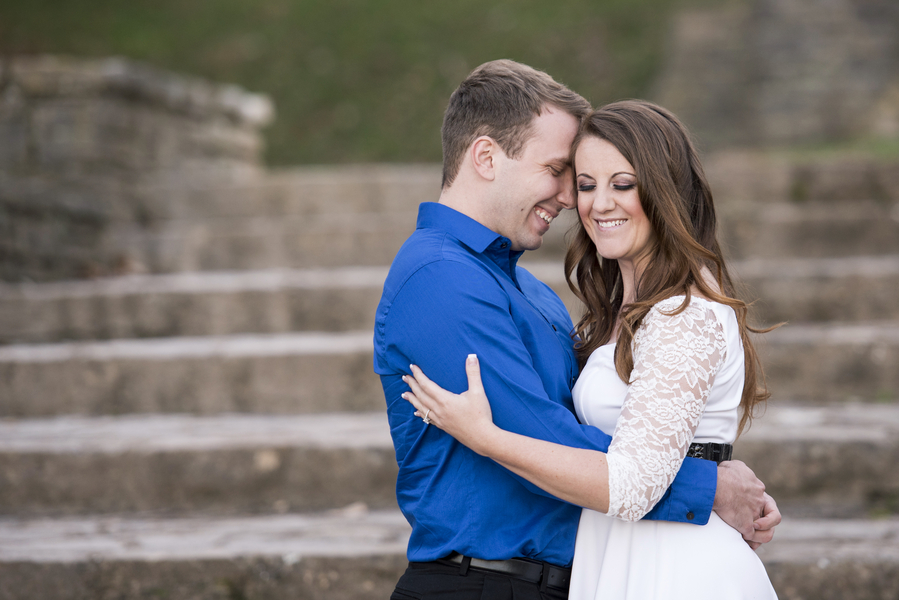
top-left (3, 255), bottom-right (897, 346)
top-left (702, 150), bottom-right (899, 207)
top-left (0, 406), bottom-right (896, 517)
top-left (760, 321), bottom-right (899, 404)
top-left (1, 321), bottom-right (895, 419)
top-left (109, 210), bottom-right (418, 272)
top-left (0, 512), bottom-right (897, 599)
top-left (732, 254), bottom-right (899, 324)
top-left (0, 413), bottom-right (397, 516)
top-left (718, 200), bottom-right (899, 260)
top-left (0, 267), bottom-right (388, 345)
top-left (527, 255), bottom-right (899, 328)
top-left (135, 164), bottom-right (440, 221)
top-left (735, 404), bottom-right (899, 518)
top-left (531, 200), bottom-right (899, 261)
top-left (0, 508), bottom-right (410, 600)
top-left (111, 196), bottom-right (899, 273)
top-left (0, 331), bottom-right (381, 417)
top-left (757, 517), bottom-right (899, 600)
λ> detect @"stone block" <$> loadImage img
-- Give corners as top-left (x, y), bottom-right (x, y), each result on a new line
top-left (760, 323), bottom-right (899, 403)
top-left (0, 413), bottom-right (398, 515)
top-left (0, 333), bottom-right (382, 416)
top-left (737, 405), bottom-right (899, 517)
top-left (0, 510), bottom-right (409, 599)
top-left (0, 267), bottom-right (387, 344)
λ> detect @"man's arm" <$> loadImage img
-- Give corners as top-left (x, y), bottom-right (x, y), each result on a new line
top-left (385, 260), bottom-right (717, 524)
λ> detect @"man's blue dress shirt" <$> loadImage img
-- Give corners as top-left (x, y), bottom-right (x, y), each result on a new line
top-left (374, 202), bottom-right (717, 567)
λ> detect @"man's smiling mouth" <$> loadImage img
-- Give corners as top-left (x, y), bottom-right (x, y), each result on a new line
top-left (535, 207), bottom-right (554, 224)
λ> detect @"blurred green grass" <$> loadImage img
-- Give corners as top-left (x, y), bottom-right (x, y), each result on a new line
top-left (1, 0), bottom-right (684, 165)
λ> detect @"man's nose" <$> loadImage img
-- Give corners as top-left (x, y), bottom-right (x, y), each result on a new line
top-left (557, 181), bottom-right (576, 210)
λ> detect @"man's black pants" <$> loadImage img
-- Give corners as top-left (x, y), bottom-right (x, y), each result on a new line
top-left (390, 560), bottom-right (569, 600)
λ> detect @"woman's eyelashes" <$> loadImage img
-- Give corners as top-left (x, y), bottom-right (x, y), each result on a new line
top-left (577, 181), bottom-right (636, 193)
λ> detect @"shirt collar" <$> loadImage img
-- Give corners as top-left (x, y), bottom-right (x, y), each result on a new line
top-left (416, 202), bottom-right (524, 275)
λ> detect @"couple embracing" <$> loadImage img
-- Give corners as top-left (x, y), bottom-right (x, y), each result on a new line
top-left (374, 59), bottom-right (779, 599)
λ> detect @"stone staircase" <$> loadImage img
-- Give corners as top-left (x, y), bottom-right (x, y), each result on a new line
top-left (1, 152), bottom-right (898, 600)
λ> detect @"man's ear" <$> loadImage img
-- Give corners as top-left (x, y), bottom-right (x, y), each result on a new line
top-left (470, 136), bottom-right (500, 181)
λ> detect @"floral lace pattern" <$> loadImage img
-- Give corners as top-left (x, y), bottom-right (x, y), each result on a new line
top-left (606, 297), bottom-right (727, 522)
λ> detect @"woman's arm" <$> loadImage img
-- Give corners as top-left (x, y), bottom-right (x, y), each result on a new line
top-left (404, 300), bottom-right (727, 520)
top-left (604, 299), bottom-right (727, 520)
top-left (403, 355), bottom-right (611, 513)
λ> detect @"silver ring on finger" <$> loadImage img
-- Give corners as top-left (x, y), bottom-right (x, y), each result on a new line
top-left (422, 409), bottom-right (431, 425)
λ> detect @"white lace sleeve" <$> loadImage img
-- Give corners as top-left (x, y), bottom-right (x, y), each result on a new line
top-left (606, 298), bottom-right (727, 522)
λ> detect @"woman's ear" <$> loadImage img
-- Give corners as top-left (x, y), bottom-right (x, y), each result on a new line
top-left (470, 136), bottom-right (500, 181)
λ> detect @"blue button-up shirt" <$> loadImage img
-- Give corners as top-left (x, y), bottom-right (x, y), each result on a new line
top-left (374, 202), bottom-right (716, 567)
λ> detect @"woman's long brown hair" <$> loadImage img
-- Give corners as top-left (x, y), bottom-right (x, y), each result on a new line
top-left (564, 100), bottom-right (773, 436)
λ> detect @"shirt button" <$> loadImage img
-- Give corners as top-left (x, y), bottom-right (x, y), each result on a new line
top-left (686, 512), bottom-right (695, 521)
top-left (500, 242), bottom-right (508, 249)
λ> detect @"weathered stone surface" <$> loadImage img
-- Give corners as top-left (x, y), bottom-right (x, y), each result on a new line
top-left (760, 323), bottom-right (899, 403)
top-left (758, 518), bottom-right (899, 600)
top-left (0, 332), bottom-right (381, 416)
top-left (0, 56), bottom-right (272, 282)
top-left (0, 267), bottom-right (388, 344)
top-left (2, 406), bottom-right (898, 517)
top-left (718, 200), bottom-right (899, 260)
top-left (2, 514), bottom-right (898, 600)
top-left (655, 0), bottom-right (899, 148)
top-left (0, 510), bottom-right (409, 600)
top-left (734, 255), bottom-right (899, 324)
top-left (106, 210), bottom-right (420, 272)
top-left (737, 405), bottom-right (899, 517)
top-left (530, 255), bottom-right (899, 329)
top-left (4, 255), bottom-right (896, 345)
top-left (132, 165), bottom-right (440, 221)
top-left (0, 413), bottom-right (397, 515)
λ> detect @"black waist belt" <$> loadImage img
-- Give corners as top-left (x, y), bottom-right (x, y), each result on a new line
top-left (687, 442), bottom-right (733, 464)
top-left (443, 552), bottom-right (571, 591)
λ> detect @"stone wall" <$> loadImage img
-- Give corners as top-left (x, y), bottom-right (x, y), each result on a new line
top-left (654, 0), bottom-right (899, 149)
top-left (0, 56), bottom-right (273, 282)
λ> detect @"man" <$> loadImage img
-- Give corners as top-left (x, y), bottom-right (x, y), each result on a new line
top-left (374, 60), bottom-right (778, 599)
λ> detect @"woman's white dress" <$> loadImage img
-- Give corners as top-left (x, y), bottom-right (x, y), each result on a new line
top-left (570, 296), bottom-right (777, 599)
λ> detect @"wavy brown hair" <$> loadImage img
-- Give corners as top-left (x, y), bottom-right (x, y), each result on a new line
top-left (564, 100), bottom-right (772, 435)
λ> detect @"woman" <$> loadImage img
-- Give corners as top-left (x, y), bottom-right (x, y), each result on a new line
top-left (402, 100), bottom-right (777, 598)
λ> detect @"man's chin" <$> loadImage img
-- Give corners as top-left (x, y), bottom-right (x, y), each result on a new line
top-left (517, 237), bottom-right (544, 252)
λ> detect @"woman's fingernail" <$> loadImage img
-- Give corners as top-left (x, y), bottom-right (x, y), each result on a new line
top-left (468, 354), bottom-right (477, 362)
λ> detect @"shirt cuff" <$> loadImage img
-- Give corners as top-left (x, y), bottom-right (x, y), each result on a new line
top-left (643, 456), bottom-right (717, 525)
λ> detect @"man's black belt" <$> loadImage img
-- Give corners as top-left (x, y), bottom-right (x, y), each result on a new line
top-left (443, 552), bottom-right (571, 590)
top-left (687, 442), bottom-right (733, 464)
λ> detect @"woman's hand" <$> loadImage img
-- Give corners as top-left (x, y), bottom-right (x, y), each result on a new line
top-left (402, 354), bottom-right (498, 454)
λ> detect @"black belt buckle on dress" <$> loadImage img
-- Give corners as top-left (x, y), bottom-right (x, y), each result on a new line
top-left (687, 442), bottom-right (733, 464)
top-left (444, 552), bottom-right (571, 590)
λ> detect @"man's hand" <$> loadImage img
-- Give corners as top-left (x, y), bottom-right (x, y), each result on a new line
top-left (714, 460), bottom-right (778, 546)
top-left (744, 493), bottom-right (781, 549)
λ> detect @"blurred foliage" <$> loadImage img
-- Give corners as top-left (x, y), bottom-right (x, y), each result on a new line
top-left (1, 0), bottom-right (685, 165)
